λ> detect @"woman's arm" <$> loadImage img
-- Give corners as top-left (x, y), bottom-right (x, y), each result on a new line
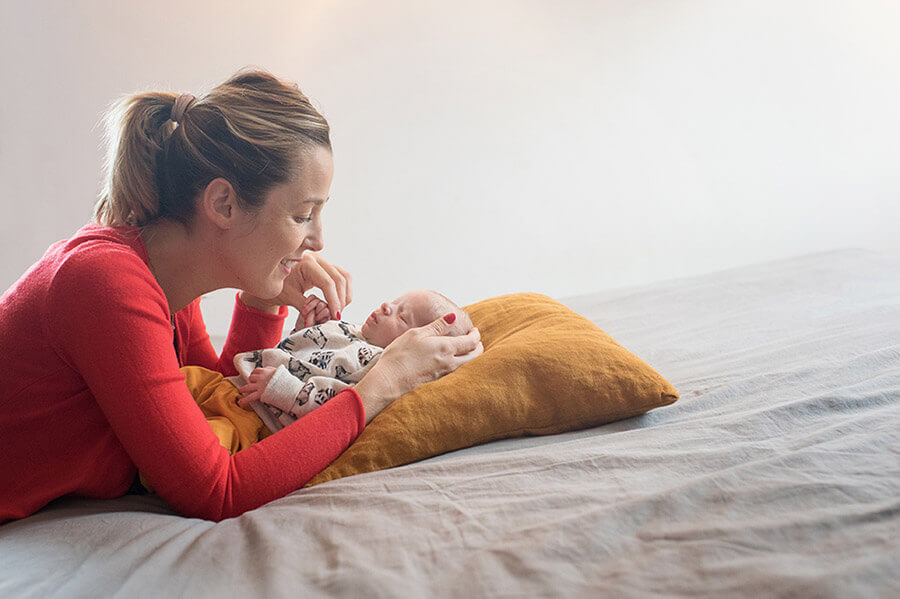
top-left (182, 294), bottom-right (288, 376)
top-left (47, 247), bottom-right (364, 521)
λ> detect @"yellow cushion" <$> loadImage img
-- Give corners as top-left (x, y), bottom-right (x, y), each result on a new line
top-left (305, 292), bottom-right (678, 487)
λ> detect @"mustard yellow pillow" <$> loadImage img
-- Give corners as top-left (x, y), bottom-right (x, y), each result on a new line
top-left (305, 292), bottom-right (678, 487)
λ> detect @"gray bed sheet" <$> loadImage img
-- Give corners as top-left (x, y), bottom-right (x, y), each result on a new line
top-left (1, 248), bottom-right (898, 598)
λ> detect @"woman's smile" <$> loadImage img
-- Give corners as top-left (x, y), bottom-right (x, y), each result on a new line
top-left (280, 258), bottom-right (298, 275)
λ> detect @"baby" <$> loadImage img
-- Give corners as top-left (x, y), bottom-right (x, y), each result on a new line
top-left (231, 289), bottom-right (474, 433)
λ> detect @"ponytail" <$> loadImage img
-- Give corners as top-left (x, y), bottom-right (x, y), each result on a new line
top-left (94, 93), bottom-right (176, 227)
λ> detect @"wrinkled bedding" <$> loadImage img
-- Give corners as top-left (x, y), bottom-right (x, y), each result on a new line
top-left (1, 248), bottom-right (898, 597)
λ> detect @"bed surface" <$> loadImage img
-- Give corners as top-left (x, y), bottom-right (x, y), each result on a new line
top-left (2, 248), bottom-right (898, 597)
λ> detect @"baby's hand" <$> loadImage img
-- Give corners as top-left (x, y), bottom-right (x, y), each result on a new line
top-left (294, 294), bottom-right (333, 330)
top-left (237, 366), bottom-right (278, 406)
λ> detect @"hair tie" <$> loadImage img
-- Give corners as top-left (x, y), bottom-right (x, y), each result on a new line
top-left (171, 93), bottom-right (196, 124)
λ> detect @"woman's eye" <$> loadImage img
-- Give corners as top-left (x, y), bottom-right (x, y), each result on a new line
top-left (294, 216), bottom-right (313, 223)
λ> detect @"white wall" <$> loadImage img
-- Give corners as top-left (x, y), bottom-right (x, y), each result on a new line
top-left (2, 0), bottom-right (898, 342)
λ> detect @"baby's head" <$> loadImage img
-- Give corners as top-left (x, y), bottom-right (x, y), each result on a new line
top-left (360, 289), bottom-right (474, 348)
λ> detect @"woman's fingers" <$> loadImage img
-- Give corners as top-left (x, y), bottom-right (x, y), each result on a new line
top-left (317, 258), bottom-right (349, 309)
top-left (450, 341), bottom-right (484, 370)
top-left (291, 253), bottom-right (353, 319)
top-left (333, 264), bottom-right (353, 307)
top-left (402, 318), bottom-right (483, 376)
top-left (418, 312), bottom-right (461, 338)
top-left (451, 328), bottom-right (481, 356)
top-left (301, 256), bottom-right (343, 319)
top-left (417, 314), bottom-right (480, 348)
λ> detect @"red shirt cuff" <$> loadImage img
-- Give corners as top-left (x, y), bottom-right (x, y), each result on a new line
top-left (234, 292), bottom-right (290, 320)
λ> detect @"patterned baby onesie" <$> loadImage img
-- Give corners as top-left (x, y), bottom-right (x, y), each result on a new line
top-left (232, 321), bottom-right (382, 432)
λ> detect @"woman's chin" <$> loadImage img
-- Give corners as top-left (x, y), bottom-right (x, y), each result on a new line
top-left (250, 280), bottom-right (283, 302)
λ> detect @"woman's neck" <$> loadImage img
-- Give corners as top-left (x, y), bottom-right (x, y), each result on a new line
top-left (140, 220), bottom-right (221, 315)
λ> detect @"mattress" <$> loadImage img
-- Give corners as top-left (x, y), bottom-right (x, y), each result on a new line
top-left (1, 248), bottom-right (898, 597)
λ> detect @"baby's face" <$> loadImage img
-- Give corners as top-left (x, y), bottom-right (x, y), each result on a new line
top-left (360, 290), bottom-right (440, 347)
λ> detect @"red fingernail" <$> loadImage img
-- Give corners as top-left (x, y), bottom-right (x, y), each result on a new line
top-left (336, 311), bottom-right (342, 320)
top-left (444, 313), bottom-right (456, 324)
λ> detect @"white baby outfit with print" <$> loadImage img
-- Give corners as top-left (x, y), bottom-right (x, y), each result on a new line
top-left (232, 321), bottom-right (382, 433)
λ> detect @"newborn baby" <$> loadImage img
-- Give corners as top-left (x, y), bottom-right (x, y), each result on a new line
top-left (233, 289), bottom-right (473, 432)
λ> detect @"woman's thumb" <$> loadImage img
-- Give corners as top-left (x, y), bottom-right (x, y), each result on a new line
top-left (427, 312), bottom-right (456, 335)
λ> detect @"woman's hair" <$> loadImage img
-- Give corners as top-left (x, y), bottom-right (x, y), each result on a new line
top-left (94, 68), bottom-right (331, 228)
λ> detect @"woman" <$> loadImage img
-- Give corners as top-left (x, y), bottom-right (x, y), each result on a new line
top-left (0, 69), bottom-right (482, 523)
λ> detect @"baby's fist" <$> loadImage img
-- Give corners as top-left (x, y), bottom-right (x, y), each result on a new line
top-left (237, 366), bottom-right (277, 406)
top-left (294, 294), bottom-right (333, 330)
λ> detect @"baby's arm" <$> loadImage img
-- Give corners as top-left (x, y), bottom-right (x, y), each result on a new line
top-left (238, 365), bottom-right (351, 418)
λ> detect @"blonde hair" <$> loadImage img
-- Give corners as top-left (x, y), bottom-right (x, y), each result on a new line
top-left (94, 68), bottom-right (331, 228)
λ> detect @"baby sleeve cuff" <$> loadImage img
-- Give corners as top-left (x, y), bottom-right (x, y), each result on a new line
top-left (260, 364), bottom-right (304, 414)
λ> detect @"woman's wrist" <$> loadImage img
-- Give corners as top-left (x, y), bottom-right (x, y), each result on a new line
top-left (354, 368), bottom-right (398, 425)
top-left (238, 291), bottom-right (281, 315)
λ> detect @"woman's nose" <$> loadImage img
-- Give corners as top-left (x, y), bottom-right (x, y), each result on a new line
top-left (302, 222), bottom-right (325, 252)
top-left (303, 235), bottom-right (324, 253)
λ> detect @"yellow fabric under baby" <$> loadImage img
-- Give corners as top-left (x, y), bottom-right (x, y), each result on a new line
top-left (180, 365), bottom-right (270, 453)
top-left (139, 365), bottom-right (270, 493)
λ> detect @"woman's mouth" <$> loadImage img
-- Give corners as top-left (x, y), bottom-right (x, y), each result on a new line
top-left (280, 259), bottom-right (296, 275)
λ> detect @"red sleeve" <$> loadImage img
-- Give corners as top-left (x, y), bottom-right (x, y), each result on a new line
top-left (181, 294), bottom-right (288, 376)
top-left (46, 246), bottom-right (366, 521)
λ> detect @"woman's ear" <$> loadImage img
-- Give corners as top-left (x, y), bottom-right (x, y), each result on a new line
top-left (198, 178), bottom-right (238, 230)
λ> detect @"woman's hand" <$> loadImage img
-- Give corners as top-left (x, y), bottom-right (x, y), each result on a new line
top-left (354, 314), bottom-right (483, 424)
top-left (241, 252), bottom-right (352, 318)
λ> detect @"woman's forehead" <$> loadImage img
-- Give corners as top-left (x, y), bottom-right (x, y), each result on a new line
top-left (274, 147), bottom-right (333, 207)
top-left (267, 182), bottom-right (328, 212)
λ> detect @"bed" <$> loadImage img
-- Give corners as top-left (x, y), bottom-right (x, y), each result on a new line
top-left (1, 248), bottom-right (898, 597)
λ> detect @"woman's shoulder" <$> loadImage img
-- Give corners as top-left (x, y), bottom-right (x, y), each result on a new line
top-left (47, 223), bottom-right (147, 271)
top-left (2, 223), bottom-right (155, 308)
top-left (1, 223), bottom-right (168, 356)
top-left (56, 223), bottom-right (149, 262)
top-left (45, 224), bottom-right (160, 303)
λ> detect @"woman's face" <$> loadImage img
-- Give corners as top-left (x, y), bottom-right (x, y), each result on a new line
top-left (228, 145), bottom-right (334, 299)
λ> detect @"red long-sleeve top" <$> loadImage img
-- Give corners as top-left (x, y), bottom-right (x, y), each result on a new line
top-left (0, 224), bottom-right (366, 523)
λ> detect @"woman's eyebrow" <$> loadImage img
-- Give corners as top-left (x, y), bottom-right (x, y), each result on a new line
top-left (302, 195), bottom-right (330, 205)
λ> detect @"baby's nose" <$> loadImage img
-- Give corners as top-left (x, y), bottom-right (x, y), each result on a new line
top-left (380, 302), bottom-right (391, 315)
